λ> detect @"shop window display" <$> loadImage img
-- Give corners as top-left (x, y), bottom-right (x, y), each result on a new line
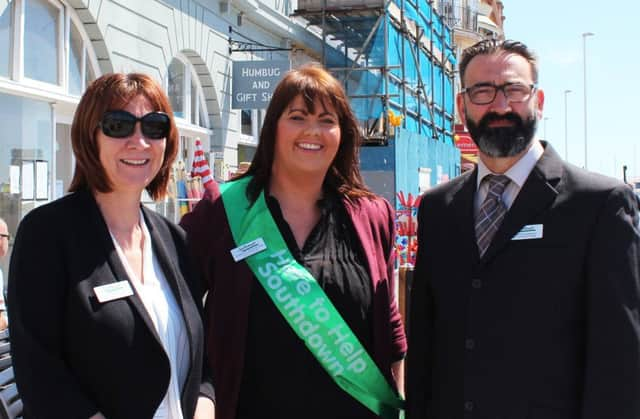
top-left (0, 0), bottom-right (99, 280)
top-left (153, 136), bottom-right (214, 223)
top-left (0, 93), bottom-right (52, 275)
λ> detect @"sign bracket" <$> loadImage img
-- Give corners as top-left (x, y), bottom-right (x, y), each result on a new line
top-left (228, 26), bottom-right (292, 54)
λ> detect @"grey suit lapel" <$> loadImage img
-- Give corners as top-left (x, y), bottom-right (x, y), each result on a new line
top-left (482, 143), bottom-right (563, 261)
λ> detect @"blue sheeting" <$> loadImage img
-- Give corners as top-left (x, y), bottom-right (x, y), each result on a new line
top-left (325, 0), bottom-right (459, 208)
top-left (394, 128), bottom-right (460, 197)
top-left (360, 128), bottom-right (461, 209)
top-left (328, 0), bottom-right (456, 145)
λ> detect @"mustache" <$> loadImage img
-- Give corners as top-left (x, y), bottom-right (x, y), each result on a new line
top-left (478, 112), bottom-right (524, 129)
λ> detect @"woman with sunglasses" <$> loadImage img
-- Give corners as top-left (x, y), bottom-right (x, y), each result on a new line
top-left (181, 64), bottom-right (406, 419)
top-left (7, 73), bottom-right (214, 419)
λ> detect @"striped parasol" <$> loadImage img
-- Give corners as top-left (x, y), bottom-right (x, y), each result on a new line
top-left (191, 137), bottom-right (215, 191)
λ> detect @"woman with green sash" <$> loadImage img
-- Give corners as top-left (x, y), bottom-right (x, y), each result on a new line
top-left (181, 64), bottom-right (406, 419)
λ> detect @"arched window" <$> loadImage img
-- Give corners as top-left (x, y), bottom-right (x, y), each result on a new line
top-left (68, 21), bottom-right (85, 95)
top-left (24, 0), bottom-right (62, 84)
top-left (0, 0), bottom-right (99, 94)
top-left (167, 56), bottom-right (208, 127)
top-left (168, 58), bottom-right (185, 118)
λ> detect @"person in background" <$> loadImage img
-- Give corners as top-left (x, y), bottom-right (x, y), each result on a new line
top-left (8, 73), bottom-right (214, 419)
top-left (181, 64), bottom-right (406, 419)
top-left (0, 217), bottom-right (9, 330)
top-left (406, 38), bottom-right (640, 419)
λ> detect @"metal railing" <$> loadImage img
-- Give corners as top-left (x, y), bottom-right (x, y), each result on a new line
top-left (438, 1), bottom-right (478, 32)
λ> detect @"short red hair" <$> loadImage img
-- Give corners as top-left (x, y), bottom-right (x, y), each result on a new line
top-left (69, 73), bottom-right (178, 200)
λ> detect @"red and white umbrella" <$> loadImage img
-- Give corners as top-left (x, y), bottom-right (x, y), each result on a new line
top-left (191, 138), bottom-right (215, 192)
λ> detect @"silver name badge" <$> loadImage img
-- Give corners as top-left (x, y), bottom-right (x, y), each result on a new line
top-left (94, 280), bottom-right (134, 303)
top-left (231, 238), bottom-right (267, 262)
top-left (512, 224), bottom-right (543, 240)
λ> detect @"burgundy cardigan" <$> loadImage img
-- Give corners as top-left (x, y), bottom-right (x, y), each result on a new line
top-left (181, 185), bottom-right (407, 419)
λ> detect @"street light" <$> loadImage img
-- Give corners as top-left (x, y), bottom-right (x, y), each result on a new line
top-left (582, 32), bottom-right (594, 169)
top-left (564, 89), bottom-right (572, 161)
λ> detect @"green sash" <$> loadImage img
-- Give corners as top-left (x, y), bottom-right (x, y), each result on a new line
top-left (220, 176), bottom-right (404, 418)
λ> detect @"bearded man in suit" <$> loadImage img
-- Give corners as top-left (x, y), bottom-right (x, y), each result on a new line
top-left (406, 39), bottom-right (640, 419)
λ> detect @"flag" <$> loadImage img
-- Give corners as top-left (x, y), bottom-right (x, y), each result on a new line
top-left (191, 137), bottom-right (215, 192)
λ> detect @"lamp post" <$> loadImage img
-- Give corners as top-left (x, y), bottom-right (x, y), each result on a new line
top-left (582, 32), bottom-right (594, 169)
top-left (564, 89), bottom-right (572, 161)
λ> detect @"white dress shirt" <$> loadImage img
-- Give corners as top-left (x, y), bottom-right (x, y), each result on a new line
top-left (110, 212), bottom-right (190, 419)
top-left (475, 140), bottom-right (545, 213)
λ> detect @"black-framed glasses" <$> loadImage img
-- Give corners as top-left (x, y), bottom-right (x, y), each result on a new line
top-left (99, 110), bottom-right (170, 140)
top-left (461, 82), bottom-right (536, 105)
top-left (0, 234), bottom-right (9, 240)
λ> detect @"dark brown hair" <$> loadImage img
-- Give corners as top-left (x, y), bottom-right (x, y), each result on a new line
top-left (69, 73), bottom-right (178, 200)
top-left (240, 63), bottom-right (373, 201)
top-left (459, 39), bottom-right (539, 87)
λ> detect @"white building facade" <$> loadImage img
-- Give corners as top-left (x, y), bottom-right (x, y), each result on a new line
top-left (0, 0), bottom-right (322, 272)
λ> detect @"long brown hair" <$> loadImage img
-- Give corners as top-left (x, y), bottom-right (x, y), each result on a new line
top-left (240, 63), bottom-right (373, 202)
top-left (69, 73), bottom-right (179, 200)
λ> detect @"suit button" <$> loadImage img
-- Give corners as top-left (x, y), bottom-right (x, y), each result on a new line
top-left (465, 338), bottom-right (475, 350)
top-left (472, 279), bottom-right (482, 289)
top-left (464, 401), bottom-right (474, 412)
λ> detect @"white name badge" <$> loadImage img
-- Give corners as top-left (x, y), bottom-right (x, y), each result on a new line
top-left (231, 238), bottom-right (267, 262)
top-left (94, 281), bottom-right (134, 303)
top-left (512, 224), bottom-right (543, 240)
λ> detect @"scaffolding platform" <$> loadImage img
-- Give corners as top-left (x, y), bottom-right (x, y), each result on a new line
top-left (293, 0), bottom-right (456, 146)
top-left (293, 0), bottom-right (460, 206)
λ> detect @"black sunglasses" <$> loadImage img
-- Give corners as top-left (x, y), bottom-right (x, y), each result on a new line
top-left (99, 110), bottom-right (170, 140)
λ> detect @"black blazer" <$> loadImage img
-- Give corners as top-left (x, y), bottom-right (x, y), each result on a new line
top-left (8, 189), bottom-right (214, 419)
top-left (407, 143), bottom-right (640, 419)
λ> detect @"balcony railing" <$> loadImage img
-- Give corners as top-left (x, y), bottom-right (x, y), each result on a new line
top-left (438, 1), bottom-right (478, 32)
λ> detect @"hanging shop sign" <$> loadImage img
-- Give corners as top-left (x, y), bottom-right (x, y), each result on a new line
top-left (232, 60), bottom-right (290, 109)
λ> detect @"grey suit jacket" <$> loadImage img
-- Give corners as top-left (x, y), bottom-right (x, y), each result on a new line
top-left (407, 143), bottom-right (640, 419)
top-left (8, 189), bottom-right (213, 419)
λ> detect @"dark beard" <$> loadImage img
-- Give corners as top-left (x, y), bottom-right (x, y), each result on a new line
top-left (465, 111), bottom-right (537, 158)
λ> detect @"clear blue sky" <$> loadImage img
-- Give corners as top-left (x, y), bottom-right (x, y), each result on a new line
top-left (503, 1), bottom-right (639, 181)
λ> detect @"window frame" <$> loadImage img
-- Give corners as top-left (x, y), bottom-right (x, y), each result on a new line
top-left (1, 0), bottom-right (99, 97)
top-left (166, 54), bottom-right (211, 130)
top-left (20, 0), bottom-right (65, 89)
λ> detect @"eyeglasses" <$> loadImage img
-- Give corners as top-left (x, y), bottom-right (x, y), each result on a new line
top-left (461, 82), bottom-right (536, 105)
top-left (0, 234), bottom-right (9, 240)
top-left (99, 110), bottom-right (170, 139)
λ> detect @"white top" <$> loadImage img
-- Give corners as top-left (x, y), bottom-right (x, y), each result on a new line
top-left (110, 212), bottom-right (190, 419)
top-left (475, 140), bottom-right (545, 213)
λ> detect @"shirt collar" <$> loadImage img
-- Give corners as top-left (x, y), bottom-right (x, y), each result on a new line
top-left (477, 139), bottom-right (544, 188)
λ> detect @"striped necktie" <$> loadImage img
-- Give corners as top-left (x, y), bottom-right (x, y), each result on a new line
top-left (475, 175), bottom-right (511, 256)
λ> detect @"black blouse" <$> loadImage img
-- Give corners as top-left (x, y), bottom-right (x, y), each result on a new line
top-left (236, 192), bottom-right (376, 418)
